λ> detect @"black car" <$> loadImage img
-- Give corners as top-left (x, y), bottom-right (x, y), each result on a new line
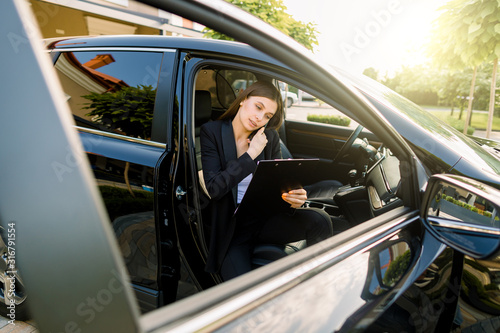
top-left (2, 0), bottom-right (500, 332)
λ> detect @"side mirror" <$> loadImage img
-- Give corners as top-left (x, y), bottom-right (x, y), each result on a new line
top-left (361, 240), bottom-right (412, 300)
top-left (422, 174), bottom-right (500, 259)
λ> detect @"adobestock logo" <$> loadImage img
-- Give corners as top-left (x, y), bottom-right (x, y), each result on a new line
top-left (339, 0), bottom-right (403, 63)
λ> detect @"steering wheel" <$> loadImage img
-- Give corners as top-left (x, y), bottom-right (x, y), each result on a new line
top-left (332, 125), bottom-right (364, 164)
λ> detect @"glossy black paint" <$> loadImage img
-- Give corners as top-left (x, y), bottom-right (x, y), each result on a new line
top-left (45, 30), bottom-right (500, 331)
top-left (340, 72), bottom-right (500, 187)
top-left (77, 130), bottom-right (161, 311)
top-left (219, 217), bottom-right (422, 332)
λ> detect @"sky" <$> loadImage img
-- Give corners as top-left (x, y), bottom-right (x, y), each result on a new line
top-left (283, 0), bottom-right (450, 76)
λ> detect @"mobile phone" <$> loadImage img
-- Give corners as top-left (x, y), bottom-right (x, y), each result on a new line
top-left (248, 122), bottom-right (268, 141)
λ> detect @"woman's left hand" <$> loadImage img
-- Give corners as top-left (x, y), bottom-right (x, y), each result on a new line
top-left (281, 188), bottom-right (307, 209)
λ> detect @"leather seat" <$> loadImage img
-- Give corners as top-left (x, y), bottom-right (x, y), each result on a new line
top-left (304, 180), bottom-right (343, 205)
top-left (251, 240), bottom-right (306, 267)
top-left (195, 90), bottom-right (213, 171)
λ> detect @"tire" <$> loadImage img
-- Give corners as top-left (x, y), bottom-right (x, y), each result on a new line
top-left (286, 97), bottom-right (293, 108)
top-left (0, 227), bottom-right (29, 321)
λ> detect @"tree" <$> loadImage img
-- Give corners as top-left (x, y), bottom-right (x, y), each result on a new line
top-left (427, 0), bottom-right (500, 137)
top-left (83, 85), bottom-right (156, 196)
top-left (83, 85), bottom-right (156, 139)
top-left (203, 0), bottom-right (318, 51)
top-left (433, 69), bottom-right (473, 116)
top-left (427, 2), bottom-right (478, 133)
top-left (381, 65), bottom-right (439, 106)
top-left (363, 67), bottom-right (379, 81)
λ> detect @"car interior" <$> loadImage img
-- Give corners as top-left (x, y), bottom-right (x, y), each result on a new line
top-left (191, 65), bottom-right (404, 268)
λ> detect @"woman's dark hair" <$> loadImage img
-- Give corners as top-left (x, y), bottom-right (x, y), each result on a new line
top-left (219, 81), bottom-right (284, 130)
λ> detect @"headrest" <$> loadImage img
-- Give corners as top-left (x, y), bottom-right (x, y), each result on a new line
top-left (195, 90), bottom-right (212, 128)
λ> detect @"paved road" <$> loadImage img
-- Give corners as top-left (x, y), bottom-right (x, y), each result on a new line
top-left (474, 130), bottom-right (500, 141)
top-left (0, 316), bottom-right (37, 332)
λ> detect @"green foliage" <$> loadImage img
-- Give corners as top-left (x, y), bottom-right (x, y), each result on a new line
top-left (431, 109), bottom-right (500, 131)
top-left (444, 195), bottom-right (476, 210)
top-left (362, 67), bottom-right (379, 81)
top-left (485, 283), bottom-right (499, 291)
top-left (465, 258), bottom-right (490, 273)
top-left (383, 250), bottom-right (411, 287)
top-left (381, 65), bottom-right (439, 105)
top-left (433, 68), bottom-right (479, 109)
top-left (444, 115), bottom-right (476, 134)
top-left (83, 85), bottom-right (156, 139)
top-left (203, 0), bottom-right (318, 51)
top-left (462, 269), bottom-right (488, 298)
top-left (375, 63), bottom-right (494, 112)
top-left (428, 0), bottom-right (500, 68)
top-left (287, 85), bottom-right (298, 94)
top-left (462, 269), bottom-right (500, 312)
top-left (425, 0), bottom-right (500, 136)
top-left (307, 114), bottom-right (351, 127)
top-left (441, 195), bottom-right (497, 217)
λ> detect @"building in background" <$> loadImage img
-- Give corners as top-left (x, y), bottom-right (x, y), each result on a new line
top-left (30, 0), bottom-right (204, 38)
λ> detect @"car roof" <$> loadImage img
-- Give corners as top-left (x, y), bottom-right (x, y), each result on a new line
top-left (46, 35), bottom-right (285, 67)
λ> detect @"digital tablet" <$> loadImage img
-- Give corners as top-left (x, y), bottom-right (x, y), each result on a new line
top-left (235, 158), bottom-right (319, 217)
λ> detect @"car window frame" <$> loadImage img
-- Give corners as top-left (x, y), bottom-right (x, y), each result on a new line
top-left (51, 47), bottom-right (177, 145)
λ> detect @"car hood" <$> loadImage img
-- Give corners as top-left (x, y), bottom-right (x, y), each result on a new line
top-left (468, 135), bottom-right (500, 150)
top-left (336, 70), bottom-right (500, 177)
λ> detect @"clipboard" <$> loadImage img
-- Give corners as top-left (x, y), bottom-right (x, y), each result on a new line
top-left (235, 158), bottom-right (319, 217)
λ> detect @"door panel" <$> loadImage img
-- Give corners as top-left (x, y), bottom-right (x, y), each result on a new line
top-left (173, 55), bottom-right (219, 292)
top-left (140, 209), bottom-right (432, 332)
top-left (285, 120), bottom-right (353, 160)
top-left (221, 213), bottom-right (425, 332)
top-left (54, 48), bottom-right (169, 312)
top-left (367, 242), bottom-right (460, 332)
top-left (79, 130), bottom-right (162, 307)
top-left (284, 119), bottom-right (379, 184)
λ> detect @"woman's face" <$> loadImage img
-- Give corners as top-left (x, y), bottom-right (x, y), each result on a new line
top-left (236, 95), bottom-right (277, 133)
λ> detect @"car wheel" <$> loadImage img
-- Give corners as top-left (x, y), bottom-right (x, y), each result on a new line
top-left (286, 97), bottom-right (293, 108)
top-left (0, 227), bottom-right (29, 321)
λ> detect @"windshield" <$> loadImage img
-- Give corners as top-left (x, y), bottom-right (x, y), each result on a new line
top-left (335, 69), bottom-right (500, 175)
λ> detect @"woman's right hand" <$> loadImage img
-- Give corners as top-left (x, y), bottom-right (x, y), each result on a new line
top-left (247, 127), bottom-right (267, 159)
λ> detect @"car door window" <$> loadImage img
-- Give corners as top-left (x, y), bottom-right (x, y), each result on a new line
top-left (283, 85), bottom-right (358, 128)
top-left (195, 67), bottom-right (258, 112)
top-left (54, 51), bottom-right (163, 141)
top-left (189, 63), bottom-right (405, 284)
top-left (54, 51), bottom-right (164, 296)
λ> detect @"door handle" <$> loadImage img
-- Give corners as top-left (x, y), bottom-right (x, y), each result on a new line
top-left (176, 186), bottom-right (187, 200)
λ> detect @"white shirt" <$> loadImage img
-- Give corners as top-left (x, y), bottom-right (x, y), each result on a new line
top-left (237, 174), bottom-right (253, 204)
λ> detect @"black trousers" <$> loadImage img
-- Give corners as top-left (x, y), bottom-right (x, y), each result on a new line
top-left (220, 207), bottom-right (333, 281)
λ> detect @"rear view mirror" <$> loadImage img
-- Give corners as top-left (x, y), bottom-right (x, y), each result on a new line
top-left (422, 174), bottom-right (500, 259)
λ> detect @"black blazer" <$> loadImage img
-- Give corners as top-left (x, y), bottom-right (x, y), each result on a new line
top-left (200, 119), bottom-right (281, 273)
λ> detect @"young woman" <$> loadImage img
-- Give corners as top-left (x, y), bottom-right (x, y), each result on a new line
top-left (200, 81), bottom-right (333, 280)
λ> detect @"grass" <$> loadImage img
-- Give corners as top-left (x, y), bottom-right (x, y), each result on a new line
top-left (428, 108), bottom-right (500, 132)
top-left (307, 114), bottom-right (351, 127)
